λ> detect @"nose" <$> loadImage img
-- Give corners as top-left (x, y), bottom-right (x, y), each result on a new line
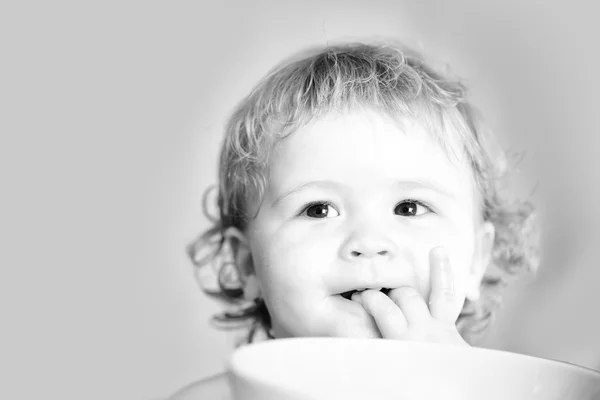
top-left (341, 227), bottom-right (398, 260)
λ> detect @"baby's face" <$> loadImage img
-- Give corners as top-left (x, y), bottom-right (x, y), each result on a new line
top-left (245, 109), bottom-right (491, 338)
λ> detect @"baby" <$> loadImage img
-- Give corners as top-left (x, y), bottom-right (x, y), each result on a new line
top-left (188, 40), bottom-right (538, 350)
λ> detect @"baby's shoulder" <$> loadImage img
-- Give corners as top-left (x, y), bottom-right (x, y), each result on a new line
top-left (168, 372), bottom-right (230, 400)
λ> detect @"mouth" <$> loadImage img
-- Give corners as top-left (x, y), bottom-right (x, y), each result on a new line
top-left (339, 288), bottom-right (392, 300)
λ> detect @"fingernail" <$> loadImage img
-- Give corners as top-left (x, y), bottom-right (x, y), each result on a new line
top-left (431, 246), bottom-right (448, 263)
top-left (351, 292), bottom-right (363, 304)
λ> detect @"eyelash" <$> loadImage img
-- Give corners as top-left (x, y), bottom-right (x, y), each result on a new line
top-left (299, 200), bottom-right (335, 216)
top-left (298, 199), bottom-right (435, 217)
top-left (396, 199), bottom-right (435, 214)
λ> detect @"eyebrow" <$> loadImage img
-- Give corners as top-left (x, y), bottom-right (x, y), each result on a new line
top-left (271, 179), bottom-right (457, 207)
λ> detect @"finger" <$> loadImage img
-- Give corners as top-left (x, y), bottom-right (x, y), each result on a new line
top-left (388, 286), bottom-right (431, 326)
top-left (428, 246), bottom-right (462, 324)
top-left (323, 263), bottom-right (411, 294)
top-left (352, 289), bottom-right (408, 339)
top-left (321, 295), bottom-right (378, 338)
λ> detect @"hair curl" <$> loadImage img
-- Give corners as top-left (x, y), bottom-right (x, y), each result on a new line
top-left (187, 41), bottom-right (539, 347)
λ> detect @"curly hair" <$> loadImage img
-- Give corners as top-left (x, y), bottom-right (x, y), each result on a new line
top-left (187, 40), bottom-right (539, 347)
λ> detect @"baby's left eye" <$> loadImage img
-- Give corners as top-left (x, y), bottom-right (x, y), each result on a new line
top-left (394, 200), bottom-right (431, 217)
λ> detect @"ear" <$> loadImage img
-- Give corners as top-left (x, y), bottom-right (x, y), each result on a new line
top-left (465, 221), bottom-right (495, 302)
top-left (222, 226), bottom-right (261, 301)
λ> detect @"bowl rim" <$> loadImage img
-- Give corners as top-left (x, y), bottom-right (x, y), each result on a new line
top-left (227, 337), bottom-right (600, 380)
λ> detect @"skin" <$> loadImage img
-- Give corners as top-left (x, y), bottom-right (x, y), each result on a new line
top-left (229, 109), bottom-right (495, 345)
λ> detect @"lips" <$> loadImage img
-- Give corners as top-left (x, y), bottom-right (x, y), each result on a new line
top-left (340, 288), bottom-right (392, 300)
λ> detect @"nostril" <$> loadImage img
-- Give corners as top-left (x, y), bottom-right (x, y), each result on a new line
top-left (351, 250), bottom-right (389, 257)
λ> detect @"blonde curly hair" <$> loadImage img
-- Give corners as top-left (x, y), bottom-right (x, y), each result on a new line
top-left (188, 41), bottom-right (539, 346)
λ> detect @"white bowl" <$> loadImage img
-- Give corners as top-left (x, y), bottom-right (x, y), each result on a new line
top-left (226, 338), bottom-right (600, 400)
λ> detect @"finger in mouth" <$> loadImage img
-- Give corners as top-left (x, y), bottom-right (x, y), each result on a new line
top-left (340, 288), bottom-right (391, 300)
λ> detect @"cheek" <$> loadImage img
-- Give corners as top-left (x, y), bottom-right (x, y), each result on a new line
top-left (248, 230), bottom-right (335, 336)
top-left (249, 229), bottom-right (331, 298)
top-left (447, 226), bottom-right (476, 267)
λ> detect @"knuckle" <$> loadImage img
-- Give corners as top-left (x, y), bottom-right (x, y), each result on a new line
top-left (388, 286), bottom-right (418, 306)
top-left (388, 290), bottom-right (402, 304)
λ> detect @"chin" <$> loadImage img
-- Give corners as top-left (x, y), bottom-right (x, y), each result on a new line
top-left (271, 305), bottom-right (381, 339)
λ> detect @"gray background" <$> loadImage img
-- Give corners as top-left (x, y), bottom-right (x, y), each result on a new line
top-left (2, 1), bottom-right (599, 399)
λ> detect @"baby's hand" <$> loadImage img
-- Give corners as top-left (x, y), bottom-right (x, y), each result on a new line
top-left (351, 247), bottom-right (468, 346)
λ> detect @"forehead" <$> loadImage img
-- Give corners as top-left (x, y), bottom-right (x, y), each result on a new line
top-left (266, 109), bottom-right (475, 200)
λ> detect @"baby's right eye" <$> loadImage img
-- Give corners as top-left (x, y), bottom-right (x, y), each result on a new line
top-left (301, 201), bottom-right (340, 219)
